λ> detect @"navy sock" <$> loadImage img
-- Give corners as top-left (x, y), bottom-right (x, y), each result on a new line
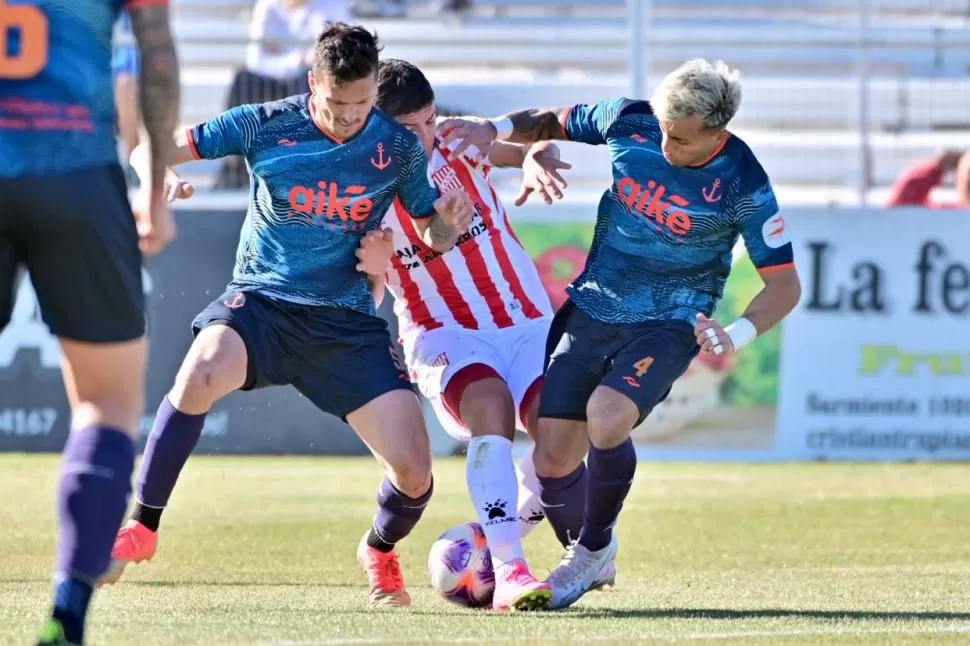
top-left (53, 425), bottom-right (135, 644)
top-left (134, 396), bottom-right (206, 526)
top-left (51, 576), bottom-right (93, 645)
top-left (370, 476), bottom-right (433, 551)
top-left (537, 462), bottom-right (587, 548)
top-left (578, 438), bottom-right (636, 552)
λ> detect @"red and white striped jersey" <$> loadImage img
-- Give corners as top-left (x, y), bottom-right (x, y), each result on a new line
top-left (382, 138), bottom-right (553, 347)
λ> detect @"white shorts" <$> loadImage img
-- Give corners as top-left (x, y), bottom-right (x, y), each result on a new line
top-left (405, 319), bottom-right (551, 441)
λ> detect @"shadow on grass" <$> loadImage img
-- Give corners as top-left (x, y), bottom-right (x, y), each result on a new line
top-left (6, 579), bottom-right (966, 624)
top-left (287, 607), bottom-right (970, 622)
top-left (571, 608), bottom-right (970, 622)
top-left (124, 580), bottom-right (364, 589)
top-left (0, 578), bottom-right (362, 589)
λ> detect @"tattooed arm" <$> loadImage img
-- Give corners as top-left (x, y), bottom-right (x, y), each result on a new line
top-left (422, 212), bottom-right (458, 251)
top-left (440, 100), bottom-right (629, 158)
top-left (503, 109), bottom-right (570, 144)
top-left (504, 100), bottom-right (632, 145)
top-left (128, 3), bottom-right (180, 194)
top-left (396, 139), bottom-right (472, 253)
top-left (409, 190), bottom-right (473, 253)
top-left (438, 109), bottom-right (568, 159)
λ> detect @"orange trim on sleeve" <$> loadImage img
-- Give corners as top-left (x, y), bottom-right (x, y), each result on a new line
top-left (185, 127), bottom-right (202, 160)
top-left (757, 262), bottom-right (796, 275)
top-left (558, 107), bottom-right (572, 140)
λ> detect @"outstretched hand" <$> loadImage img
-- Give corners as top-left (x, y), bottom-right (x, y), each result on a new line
top-left (515, 150), bottom-right (572, 206)
top-left (438, 118), bottom-right (498, 162)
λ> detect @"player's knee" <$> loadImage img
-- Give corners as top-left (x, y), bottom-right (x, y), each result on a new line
top-left (458, 378), bottom-right (515, 440)
top-left (170, 328), bottom-right (248, 413)
top-left (382, 408), bottom-right (433, 497)
top-left (533, 418), bottom-right (585, 478)
top-left (171, 355), bottom-right (241, 412)
top-left (385, 448), bottom-right (432, 498)
top-left (57, 338), bottom-right (147, 435)
top-left (533, 439), bottom-right (573, 478)
top-left (586, 390), bottom-right (638, 449)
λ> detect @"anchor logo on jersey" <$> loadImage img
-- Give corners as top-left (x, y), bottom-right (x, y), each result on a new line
top-left (371, 143), bottom-right (392, 170)
top-left (702, 178), bottom-right (722, 203)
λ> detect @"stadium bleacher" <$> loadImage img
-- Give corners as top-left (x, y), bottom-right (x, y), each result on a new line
top-left (163, 0), bottom-right (970, 204)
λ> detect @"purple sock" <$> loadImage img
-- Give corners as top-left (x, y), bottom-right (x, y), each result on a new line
top-left (134, 396), bottom-right (206, 520)
top-left (537, 462), bottom-right (587, 548)
top-left (56, 425), bottom-right (135, 581)
top-left (579, 438), bottom-right (636, 552)
top-left (53, 425), bottom-right (135, 643)
top-left (368, 476), bottom-right (433, 550)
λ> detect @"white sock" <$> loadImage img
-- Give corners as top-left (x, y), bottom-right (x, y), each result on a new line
top-left (515, 443), bottom-right (543, 539)
top-left (466, 435), bottom-right (524, 569)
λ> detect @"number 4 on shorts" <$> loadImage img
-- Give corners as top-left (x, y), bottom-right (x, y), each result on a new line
top-left (633, 356), bottom-right (654, 377)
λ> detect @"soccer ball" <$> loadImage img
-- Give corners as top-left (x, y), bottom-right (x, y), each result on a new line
top-left (427, 522), bottom-right (495, 607)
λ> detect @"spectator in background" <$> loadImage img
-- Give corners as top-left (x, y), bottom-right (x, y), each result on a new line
top-left (112, 10), bottom-right (140, 165)
top-left (233, 0), bottom-right (351, 103)
top-left (886, 150), bottom-right (970, 208)
top-left (217, 0), bottom-right (351, 189)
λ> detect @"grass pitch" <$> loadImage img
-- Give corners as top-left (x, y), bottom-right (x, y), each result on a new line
top-left (2, 455), bottom-right (970, 645)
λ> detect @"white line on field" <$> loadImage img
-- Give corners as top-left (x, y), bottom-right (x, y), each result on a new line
top-left (261, 623), bottom-right (970, 645)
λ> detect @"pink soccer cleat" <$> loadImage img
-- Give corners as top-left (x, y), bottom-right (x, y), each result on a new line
top-left (356, 533), bottom-right (411, 608)
top-left (99, 520), bottom-right (157, 586)
top-left (492, 559), bottom-right (551, 611)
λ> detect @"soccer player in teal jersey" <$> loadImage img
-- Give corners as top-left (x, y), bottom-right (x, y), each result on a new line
top-left (440, 59), bottom-right (803, 609)
top-left (104, 24), bottom-right (474, 610)
top-left (0, 1), bottom-right (179, 644)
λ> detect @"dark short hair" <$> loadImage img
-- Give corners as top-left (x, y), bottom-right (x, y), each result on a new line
top-left (376, 59), bottom-right (435, 116)
top-left (312, 22), bottom-right (381, 84)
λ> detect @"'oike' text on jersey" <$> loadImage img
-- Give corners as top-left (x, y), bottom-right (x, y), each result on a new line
top-left (0, 0), bottom-right (149, 177)
top-left (187, 95), bottom-right (438, 314)
top-left (561, 98), bottom-right (794, 324)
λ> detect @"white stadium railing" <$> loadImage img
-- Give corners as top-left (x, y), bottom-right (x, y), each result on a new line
top-left (130, 0), bottom-right (970, 205)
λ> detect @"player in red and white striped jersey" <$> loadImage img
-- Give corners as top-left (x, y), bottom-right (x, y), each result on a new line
top-left (364, 60), bottom-right (608, 611)
top-left (383, 143), bottom-right (551, 345)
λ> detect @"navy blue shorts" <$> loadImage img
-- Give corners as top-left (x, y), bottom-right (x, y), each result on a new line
top-left (539, 300), bottom-right (699, 426)
top-left (0, 164), bottom-right (145, 343)
top-left (193, 290), bottom-right (414, 421)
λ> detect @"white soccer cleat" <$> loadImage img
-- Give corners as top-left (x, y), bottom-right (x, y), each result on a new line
top-left (546, 533), bottom-right (619, 610)
top-left (590, 557), bottom-right (617, 592)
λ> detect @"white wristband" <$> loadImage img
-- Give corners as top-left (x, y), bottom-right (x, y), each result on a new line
top-left (723, 317), bottom-right (758, 353)
top-left (490, 117), bottom-right (514, 140)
